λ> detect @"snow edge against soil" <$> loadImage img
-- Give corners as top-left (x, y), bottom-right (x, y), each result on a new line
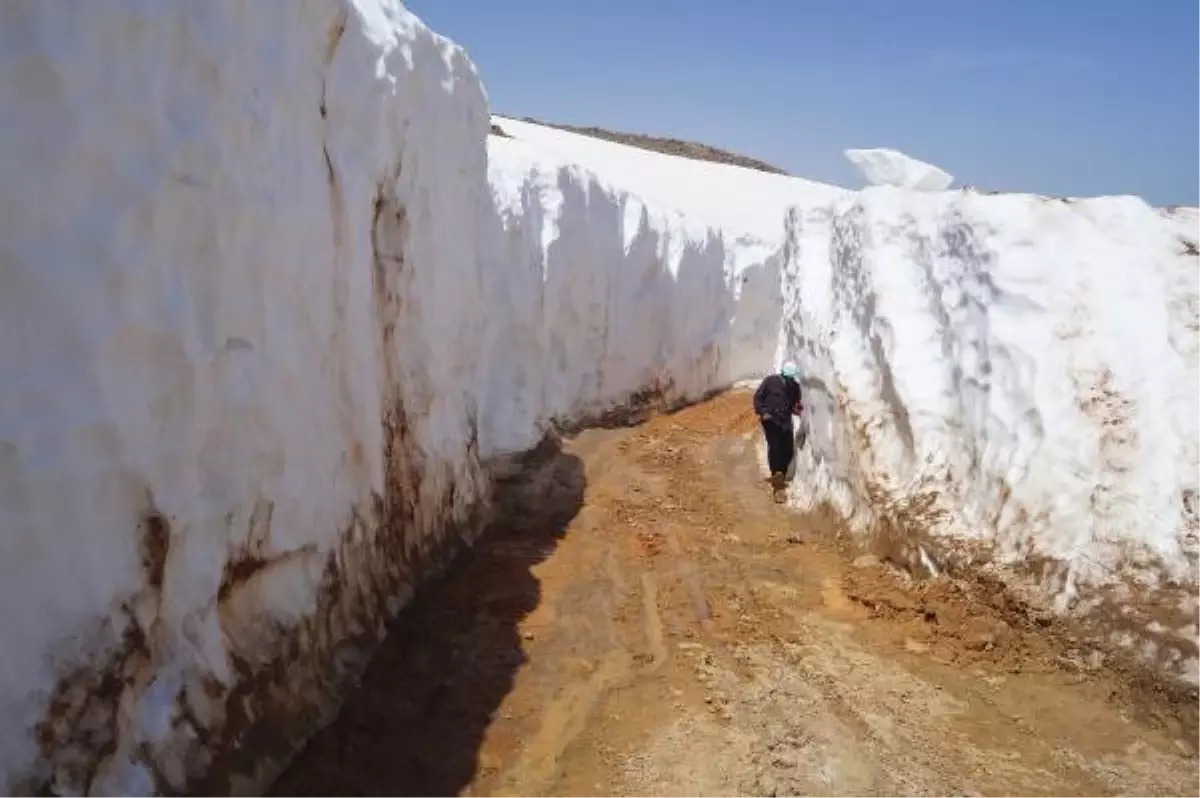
top-left (775, 191), bottom-right (1199, 685)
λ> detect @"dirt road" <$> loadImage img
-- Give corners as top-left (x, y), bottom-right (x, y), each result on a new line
top-left (271, 391), bottom-right (1199, 797)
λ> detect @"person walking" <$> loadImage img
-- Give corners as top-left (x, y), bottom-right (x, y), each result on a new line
top-left (753, 361), bottom-right (803, 502)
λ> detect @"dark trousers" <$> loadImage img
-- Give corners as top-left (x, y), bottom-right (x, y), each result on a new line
top-left (761, 419), bottom-right (795, 475)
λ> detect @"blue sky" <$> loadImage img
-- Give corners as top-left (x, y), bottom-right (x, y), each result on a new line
top-left (407, 1), bottom-right (1198, 206)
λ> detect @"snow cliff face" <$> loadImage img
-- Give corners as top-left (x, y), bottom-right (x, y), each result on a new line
top-left (479, 136), bottom-right (737, 455)
top-left (845, 148), bottom-right (954, 191)
top-left (0, 2), bottom-right (766, 793)
top-left (486, 117), bottom-right (845, 385)
top-left (495, 116), bottom-right (848, 270)
top-left (779, 188), bottom-right (1199, 681)
top-left (0, 2), bottom-right (500, 792)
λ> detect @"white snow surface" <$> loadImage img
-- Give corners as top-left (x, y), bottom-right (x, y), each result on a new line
top-left (1, 0), bottom-right (1197, 793)
top-left (481, 136), bottom-right (738, 453)
top-left (488, 116), bottom-right (848, 385)
top-left (779, 189), bottom-right (1198, 676)
top-left (845, 147), bottom-right (954, 191)
top-left (0, 1), bottom-right (499, 791)
top-left (494, 116), bottom-right (849, 269)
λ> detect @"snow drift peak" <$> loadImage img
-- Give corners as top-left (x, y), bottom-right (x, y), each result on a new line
top-left (844, 147), bottom-right (954, 191)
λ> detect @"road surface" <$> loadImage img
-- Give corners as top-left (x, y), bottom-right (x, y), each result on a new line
top-left (272, 391), bottom-right (1198, 797)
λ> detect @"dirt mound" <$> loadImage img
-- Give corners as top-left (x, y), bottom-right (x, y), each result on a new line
top-left (510, 116), bottom-right (789, 176)
top-left (843, 564), bottom-right (1058, 673)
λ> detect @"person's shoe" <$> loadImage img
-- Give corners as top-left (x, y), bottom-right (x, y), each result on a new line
top-left (769, 472), bottom-right (787, 503)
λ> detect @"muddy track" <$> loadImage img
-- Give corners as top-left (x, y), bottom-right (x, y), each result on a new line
top-left (271, 391), bottom-right (1199, 797)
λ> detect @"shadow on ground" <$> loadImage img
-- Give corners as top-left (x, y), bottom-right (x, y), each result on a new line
top-left (268, 436), bottom-right (585, 797)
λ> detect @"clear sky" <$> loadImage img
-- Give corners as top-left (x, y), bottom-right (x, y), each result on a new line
top-left (406, 0), bottom-right (1198, 206)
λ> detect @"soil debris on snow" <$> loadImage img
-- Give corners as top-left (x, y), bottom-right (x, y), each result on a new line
top-left (272, 391), bottom-right (1199, 797)
top-left (512, 116), bottom-right (789, 175)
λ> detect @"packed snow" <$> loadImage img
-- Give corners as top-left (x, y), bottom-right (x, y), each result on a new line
top-left (845, 147), bottom-right (955, 191)
top-left (779, 190), bottom-right (1198, 679)
top-left (486, 117), bottom-right (846, 386)
top-left (0, 0), bottom-right (1196, 794)
top-left (481, 136), bottom-right (738, 454)
top-left (494, 116), bottom-right (849, 269)
top-left (0, 2), bottom-right (503, 792)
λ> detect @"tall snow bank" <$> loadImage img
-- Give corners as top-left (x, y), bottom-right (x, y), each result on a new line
top-left (0, 2), bottom-right (770, 793)
top-left (780, 188), bottom-right (1199, 681)
top-left (495, 116), bottom-right (848, 270)
top-left (487, 116), bottom-right (848, 387)
top-left (0, 1), bottom-right (494, 793)
top-left (845, 148), bottom-right (954, 191)
top-left (479, 136), bottom-right (737, 454)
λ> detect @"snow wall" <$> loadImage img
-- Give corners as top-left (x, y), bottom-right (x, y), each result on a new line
top-left (779, 190), bottom-right (1199, 684)
top-left (0, 2), bottom-right (751, 793)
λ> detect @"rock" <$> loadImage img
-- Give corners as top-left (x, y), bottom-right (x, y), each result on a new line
top-left (904, 638), bottom-right (931, 654)
top-left (755, 773), bottom-right (780, 797)
top-left (852, 554), bottom-right (881, 569)
top-left (966, 632), bottom-right (996, 651)
top-left (844, 148), bottom-right (954, 191)
top-left (771, 749), bottom-right (800, 768)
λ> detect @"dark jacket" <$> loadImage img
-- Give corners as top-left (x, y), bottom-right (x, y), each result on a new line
top-left (754, 373), bottom-right (802, 426)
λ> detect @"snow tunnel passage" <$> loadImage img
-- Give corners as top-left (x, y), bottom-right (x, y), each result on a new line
top-left (269, 434), bottom-right (586, 797)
